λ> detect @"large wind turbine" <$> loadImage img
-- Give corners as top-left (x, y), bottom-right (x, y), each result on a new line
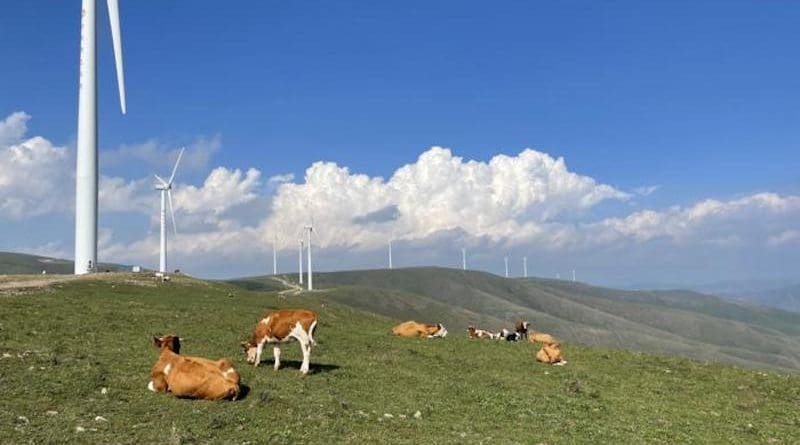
top-left (154, 148), bottom-right (184, 274)
top-left (75, 0), bottom-right (127, 274)
top-left (504, 256), bottom-right (509, 278)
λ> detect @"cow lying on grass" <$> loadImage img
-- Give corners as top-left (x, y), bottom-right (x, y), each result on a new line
top-left (467, 325), bottom-right (501, 339)
top-left (528, 331), bottom-right (558, 345)
top-left (241, 309), bottom-right (318, 375)
top-left (148, 335), bottom-right (241, 400)
top-left (392, 321), bottom-right (448, 338)
top-left (536, 342), bottom-right (566, 366)
top-left (500, 328), bottom-right (521, 342)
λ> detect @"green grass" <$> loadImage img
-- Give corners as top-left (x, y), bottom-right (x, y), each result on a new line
top-left (0, 251), bottom-right (129, 275)
top-left (1, 274), bottom-right (799, 444)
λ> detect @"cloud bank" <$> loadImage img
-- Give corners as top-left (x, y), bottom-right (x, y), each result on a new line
top-left (1, 111), bottom-right (798, 282)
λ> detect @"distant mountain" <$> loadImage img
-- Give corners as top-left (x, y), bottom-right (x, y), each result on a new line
top-left (721, 284), bottom-right (800, 313)
top-left (0, 251), bottom-right (131, 275)
top-left (231, 267), bottom-right (800, 371)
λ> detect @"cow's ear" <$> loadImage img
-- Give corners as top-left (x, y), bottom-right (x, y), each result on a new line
top-left (170, 336), bottom-right (181, 354)
top-left (153, 336), bottom-right (162, 347)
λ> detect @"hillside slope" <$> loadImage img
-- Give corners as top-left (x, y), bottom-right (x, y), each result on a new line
top-left (0, 251), bottom-right (130, 275)
top-left (234, 267), bottom-right (800, 371)
top-left (1, 273), bottom-right (798, 444)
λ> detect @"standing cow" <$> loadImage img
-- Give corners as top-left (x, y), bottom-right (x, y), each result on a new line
top-left (241, 309), bottom-right (318, 375)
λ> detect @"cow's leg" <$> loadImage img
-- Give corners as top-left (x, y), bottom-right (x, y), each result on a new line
top-left (273, 346), bottom-right (281, 371)
top-left (148, 374), bottom-right (167, 393)
top-left (299, 339), bottom-right (311, 375)
top-left (255, 342), bottom-right (264, 367)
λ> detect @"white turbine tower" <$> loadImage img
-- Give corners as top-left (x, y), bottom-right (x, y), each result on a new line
top-left (154, 147), bottom-right (184, 274)
top-left (461, 248), bottom-right (467, 270)
top-left (572, 269), bottom-right (576, 282)
top-left (272, 235), bottom-right (278, 275)
top-left (75, 0), bottom-right (127, 274)
top-left (523, 256), bottom-right (528, 278)
top-left (504, 256), bottom-right (509, 278)
top-left (305, 225), bottom-right (313, 291)
top-left (298, 239), bottom-right (304, 285)
top-left (388, 238), bottom-right (393, 270)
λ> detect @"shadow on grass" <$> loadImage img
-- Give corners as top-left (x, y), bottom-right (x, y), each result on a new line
top-left (261, 359), bottom-right (340, 375)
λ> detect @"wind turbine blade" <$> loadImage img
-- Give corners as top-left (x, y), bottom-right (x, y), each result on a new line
top-left (168, 147), bottom-right (185, 185)
top-left (154, 174), bottom-right (168, 187)
top-left (107, 0), bottom-right (126, 114)
top-left (167, 190), bottom-right (178, 236)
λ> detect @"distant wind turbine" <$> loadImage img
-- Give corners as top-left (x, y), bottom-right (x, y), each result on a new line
top-left (154, 147), bottom-right (184, 274)
top-left (504, 256), bottom-right (509, 278)
top-left (388, 238), bottom-right (393, 270)
top-left (75, 0), bottom-right (128, 274)
top-left (572, 269), bottom-right (576, 282)
top-left (272, 235), bottom-right (277, 275)
top-left (305, 224), bottom-right (313, 291)
top-left (462, 248), bottom-right (466, 271)
top-left (523, 256), bottom-right (528, 278)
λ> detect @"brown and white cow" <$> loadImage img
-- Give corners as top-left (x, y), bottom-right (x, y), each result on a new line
top-left (515, 320), bottom-right (530, 339)
top-left (148, 335), bottom-right (240, 400)
top-left (467, 325), bottom-right (501, 339)
top-left (392, 321), bottom-right (448, 338)
top-left (536, 342), bottom-right (566, 366)
top-left (241, 309), bottom-right (318, 375)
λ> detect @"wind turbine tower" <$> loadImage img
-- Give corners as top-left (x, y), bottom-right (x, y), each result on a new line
top-left (523, 256), bottom-right (528, 278)
top-left (462, 248), bottom-right (466, 270)
top-left (305, 225), bottom-right (313, 291)
top-left (272, 235), bottom-right (277, 275)
top-left (154, 148), bottom-right (184, 274)
top-left (298, 239), bottom-right (304, 285)
top-left (75, 0), bottom-right (127, 274)
top-left (572, 269), bottom-right (576, 282)
top-left (388, 239), bottom-right (393, 269)
top-left (504, 256), bottom-right (509, 278)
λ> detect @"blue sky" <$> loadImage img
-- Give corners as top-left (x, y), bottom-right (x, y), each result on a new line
top-left (1, 1), bottom-right (799, 284)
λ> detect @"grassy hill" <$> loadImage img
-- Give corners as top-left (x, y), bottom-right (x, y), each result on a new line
top-left (232, 267), bottom-right (800, 371)
top-left (0, 251), bottom-right (130, 275)
top-left (0, 273), bottom-right (798, 444)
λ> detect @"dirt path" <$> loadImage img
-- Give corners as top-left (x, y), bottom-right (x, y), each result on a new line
top-left (0, 275), bottom-right (84, 291)
top-left (271, 276), bottom-right (304, 296)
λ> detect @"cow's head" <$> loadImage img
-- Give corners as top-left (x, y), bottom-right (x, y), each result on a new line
top-left (153, 335), bottom-right (181, 354)
top-left (240, 340), bottom-right (258, 364)
top-left (430, 323), bottom-right (447, 338)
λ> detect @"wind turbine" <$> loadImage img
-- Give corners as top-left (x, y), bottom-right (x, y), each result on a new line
top-left (75, 0), bottom-right (127, 274)
top-left (298, 239), bottom-right (304, 285)
top-left (572, 269), bottom-right (576, 282)
top-left (305, 224), bottom-right (313, 291)
top-left (272, 235), bottom-right (278, 275)
top-left (462, 248), bottom-right (466, 271)
top-left (388, 238), bottom-right (393, 270)
top-left (523, 256), bottom-right (528, 278)
top-left (504, 256), bottom-right (509, 278)
top-left (154, 147), bottom-right (184, 274)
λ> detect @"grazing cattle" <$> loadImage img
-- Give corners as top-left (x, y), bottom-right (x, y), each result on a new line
top-left (536, 342), bottom-right (566, 366)
top-left (467, 325), bottom-right (501, 339)
top-left (241, 309), bottom-right (318, 375)
top-left (528, 331), bottom-right (558, 345)
top-left (392, 321), bottom-right (448, 338)
top-left (148, 335), bottom-right (240, 401)
top-left (515, 320), bottom-right (530, 339)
